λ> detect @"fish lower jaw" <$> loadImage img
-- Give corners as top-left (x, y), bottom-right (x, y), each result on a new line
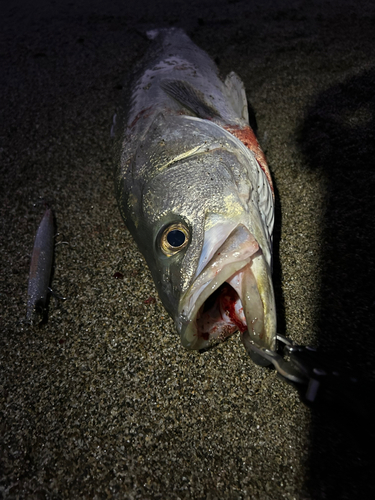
top-left (179, 259), bottom-right (276, 353)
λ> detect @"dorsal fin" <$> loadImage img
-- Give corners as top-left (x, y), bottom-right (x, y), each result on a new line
top-left (161, 79), bottom-right (220, 119)
top-left (224, 71), bottom-right (249, 123)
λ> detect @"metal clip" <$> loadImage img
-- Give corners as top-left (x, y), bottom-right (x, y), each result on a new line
top-left (244, 331), bottom-right (375, 429)
top-left (278, 335), bottom-right (329, 402)
top-left (241, 331), bottom-right (308, 384)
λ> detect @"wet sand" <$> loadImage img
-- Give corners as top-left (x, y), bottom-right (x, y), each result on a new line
top-left (1, 0), bottom-right (375, 498)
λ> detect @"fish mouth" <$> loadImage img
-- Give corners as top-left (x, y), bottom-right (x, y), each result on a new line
top-left (177, 224), bottom-right (276, 362)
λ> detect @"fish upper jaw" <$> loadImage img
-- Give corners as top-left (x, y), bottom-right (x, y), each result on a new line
top-left (176, 224), bottom-right (277, 358)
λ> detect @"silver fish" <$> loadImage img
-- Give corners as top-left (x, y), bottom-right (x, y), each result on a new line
top-left (113, 28), bottom-right (276, 361)
top-left (26, 208), bottom-right (54, 323)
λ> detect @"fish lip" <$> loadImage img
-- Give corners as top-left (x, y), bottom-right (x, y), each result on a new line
top-left (177, 226), bottom-right (277, 353)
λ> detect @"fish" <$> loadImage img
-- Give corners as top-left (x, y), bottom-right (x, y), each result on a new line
top-left (113, 28), bottom-right (276, 363)
top-left (26, 208), bottom-right (54, 324)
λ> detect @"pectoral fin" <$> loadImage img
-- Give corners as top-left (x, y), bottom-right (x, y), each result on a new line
top-left (161, 79), bottom-right (220, 119)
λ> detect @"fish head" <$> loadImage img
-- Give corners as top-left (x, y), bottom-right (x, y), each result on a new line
top-left (118, 115), bottom-right (276, 360)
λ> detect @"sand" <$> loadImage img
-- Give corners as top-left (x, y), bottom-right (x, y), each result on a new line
top-left (1, 0), bottom-right (375, 498)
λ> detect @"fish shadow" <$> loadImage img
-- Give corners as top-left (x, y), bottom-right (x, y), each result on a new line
top-left (298, 67), bottom-right (375, 499)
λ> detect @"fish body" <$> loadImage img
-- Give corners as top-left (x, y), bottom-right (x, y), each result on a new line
top-left (114, 28), bottom-right (276, 359)
top-left (26, 208), bottom-right (54, 323)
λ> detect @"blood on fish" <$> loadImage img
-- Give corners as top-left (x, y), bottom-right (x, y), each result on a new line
top-left (197, 284), bottom-right (247, 340)
top-left (223, 124), bottom-right (274, 196)
top-left (220, 285), bottom-right (247, 333)
top-left (129, 106), bottom-right (153, 128)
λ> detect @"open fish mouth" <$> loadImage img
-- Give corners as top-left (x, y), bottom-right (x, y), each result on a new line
top-left (177, 224), bottom-right (276, 358)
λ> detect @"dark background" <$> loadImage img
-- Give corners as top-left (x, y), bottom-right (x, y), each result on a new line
top-left (1, 0), bottom-right (375, 498)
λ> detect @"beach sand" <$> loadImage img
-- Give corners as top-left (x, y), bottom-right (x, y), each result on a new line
top-left (1, 1), bottom-right (375, 498)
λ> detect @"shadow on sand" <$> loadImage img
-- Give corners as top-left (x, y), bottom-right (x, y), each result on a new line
top-left (299, 67), bottom-right (375, 499)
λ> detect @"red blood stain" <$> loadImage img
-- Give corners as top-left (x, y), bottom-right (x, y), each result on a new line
top-left (220, 285), bottom-right (247, 333)
top-left (223, 124), bottom-right (274, 196)
top-left (144, 296), bottom-right (156, 304)
top-left (197, 285), bottom-right (247, 340)
top-left (129, 106), bottom-right (153, 128)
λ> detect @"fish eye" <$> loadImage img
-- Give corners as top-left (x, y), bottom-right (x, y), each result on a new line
top-left (160, 223), bottom-right (190, 256)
